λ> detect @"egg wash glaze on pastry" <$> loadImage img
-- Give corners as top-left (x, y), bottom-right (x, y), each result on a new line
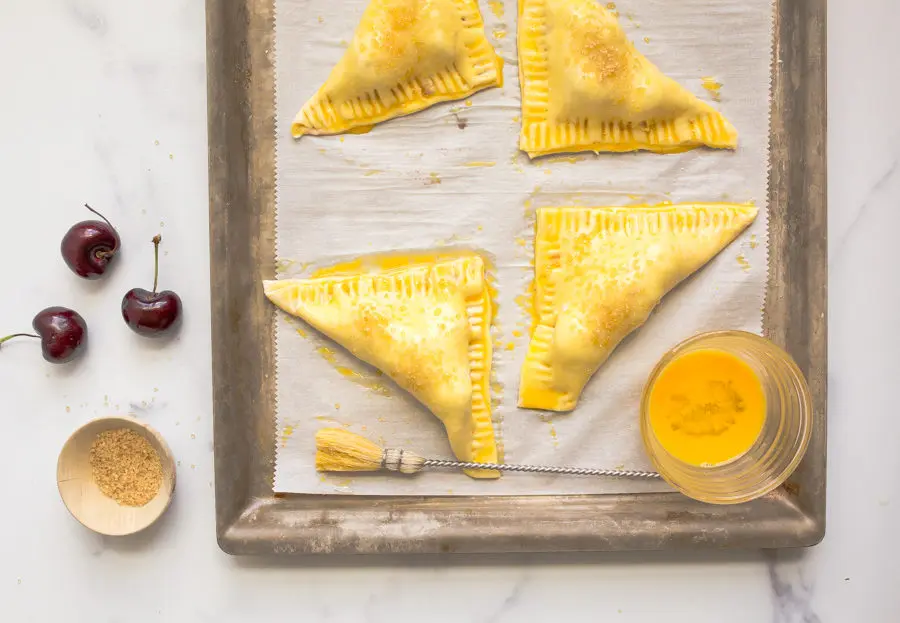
top-left (517, 0), bottom-right (738, 157)
top-left (292, 0), bottom-right (504, 138)
top-left (519, 203), bottom-right (758, 412)
top-left (264, 254), bottom-right (499, 478)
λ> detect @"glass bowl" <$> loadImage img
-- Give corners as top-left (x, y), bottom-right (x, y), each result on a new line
top-left (640, 330), bottom-right (812, 504)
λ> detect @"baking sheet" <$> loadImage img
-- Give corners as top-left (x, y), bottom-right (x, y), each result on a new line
top-left (271, 0), bottom-right (773, 495)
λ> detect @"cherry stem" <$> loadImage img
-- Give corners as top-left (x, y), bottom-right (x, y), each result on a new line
top-left (151, 234), bottom-right (162, 293)
top-left (84, 203), bottom-right (116, 231)
top-left (0, 333), bottom-right (39, 348)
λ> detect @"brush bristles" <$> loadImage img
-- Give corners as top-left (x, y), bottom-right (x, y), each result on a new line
top-left (315, 428), bottom-right (384, 472)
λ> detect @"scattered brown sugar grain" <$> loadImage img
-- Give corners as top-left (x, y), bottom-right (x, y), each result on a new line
top-left (89, 429), bottom-right (163, 507)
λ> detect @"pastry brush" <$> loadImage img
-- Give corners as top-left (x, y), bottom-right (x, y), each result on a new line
top-left (314, 428), bottom-right (660, 479)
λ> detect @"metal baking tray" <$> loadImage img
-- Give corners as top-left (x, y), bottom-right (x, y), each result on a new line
top-left (206, 0), bottom-right (826, 554)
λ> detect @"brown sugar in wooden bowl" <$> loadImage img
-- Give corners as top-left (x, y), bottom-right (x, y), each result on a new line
top-left (57, 416), bottom-right (176, 536)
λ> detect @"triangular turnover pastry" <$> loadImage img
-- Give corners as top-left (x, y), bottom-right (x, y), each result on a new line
top-left (519, 203), bottom-right (758, 412)
top-left (264, 255), bottom-right (499, 478)
top-left (517, 0), bottom-right (738, 157)
top-left (291, 0), bottom-right (504, 138)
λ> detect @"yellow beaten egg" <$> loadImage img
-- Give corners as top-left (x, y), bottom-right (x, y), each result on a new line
top-left (647, 349), bottom-right (766, 467)
top-left (640, 331), bottom-right (813, 505)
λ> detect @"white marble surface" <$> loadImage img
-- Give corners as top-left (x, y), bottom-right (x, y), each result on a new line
top-left (0, 0), bottom-right (896, 621)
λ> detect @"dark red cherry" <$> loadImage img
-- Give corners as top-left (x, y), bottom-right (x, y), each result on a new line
top-left (0, 307), bottom-right (87, 363)
top-left (122, 235), bottom-right (182, 337)
top-left (61, 204), bottom-right (120, 279)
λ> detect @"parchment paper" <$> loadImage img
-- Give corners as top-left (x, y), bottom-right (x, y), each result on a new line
top-left (271, 0), bottom-right (773, 494)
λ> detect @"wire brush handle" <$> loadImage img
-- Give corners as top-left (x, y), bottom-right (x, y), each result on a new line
top-left (421, 459), bottom-right (660, 479)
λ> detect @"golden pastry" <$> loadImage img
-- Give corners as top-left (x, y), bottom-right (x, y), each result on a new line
top-left (517, 0), bottom-right (738, 157)
top-left (519, 203), bottom-right (758, 411)
top-left (292, 0), bottom-right (503, 138)
top-left (264, 255), bottom-right (499, 477)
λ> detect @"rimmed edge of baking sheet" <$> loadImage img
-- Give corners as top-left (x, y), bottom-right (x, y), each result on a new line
top-left (207, 0), bottom-right (826, 554)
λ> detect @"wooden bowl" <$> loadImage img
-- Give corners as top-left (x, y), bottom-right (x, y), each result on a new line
top-left (57, 416), bottom-right (176, 536)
